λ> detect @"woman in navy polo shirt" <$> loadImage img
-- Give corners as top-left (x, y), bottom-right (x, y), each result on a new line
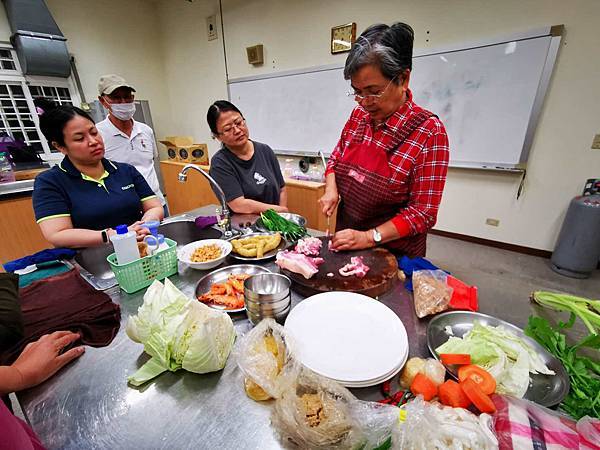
top-left (32, 102), bottom-right (163, 248)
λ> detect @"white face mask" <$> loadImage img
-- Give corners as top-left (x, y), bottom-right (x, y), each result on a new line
top-left (109, 102), bottom-right (136, 121)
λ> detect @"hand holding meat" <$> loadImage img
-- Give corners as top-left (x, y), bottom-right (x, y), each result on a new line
top-left (330, 229), bottom-right (373, 251)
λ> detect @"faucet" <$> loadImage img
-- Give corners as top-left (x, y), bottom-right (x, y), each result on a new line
top-left (318, 150), bottom-right (327, 181)
top-left (178, 164), bottom-right (233, 237)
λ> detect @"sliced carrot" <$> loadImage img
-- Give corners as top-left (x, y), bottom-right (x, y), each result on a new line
top-left (438, 380), bottom-right (471, 409)
top-left (460, 378), bottom-right (496, 414)
top-left (458, 365), bottom-right (496, 395)
top-left (410, 373), bottom-right (438, 401)
top-left (439, 353), bottom-right (472, 366)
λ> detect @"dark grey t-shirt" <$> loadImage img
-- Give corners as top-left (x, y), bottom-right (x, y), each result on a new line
top-left (209, 141), bottom-right (285, 205)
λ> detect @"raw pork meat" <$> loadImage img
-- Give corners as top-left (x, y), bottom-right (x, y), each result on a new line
top-left (294, 237), bottom-right (322, 256)
top-left (339, 256), bottom-right (370, 278)
top-left (276, 250), bottom-right (324, 279)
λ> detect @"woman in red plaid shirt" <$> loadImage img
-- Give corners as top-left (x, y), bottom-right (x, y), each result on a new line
top-left (320, 22), bottom-right (449, 257)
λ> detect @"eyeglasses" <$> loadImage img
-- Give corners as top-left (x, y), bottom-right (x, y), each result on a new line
top-left (346, 75), bottom-right (398, 104)
top-left (218, 117), bottom-right (246, 135)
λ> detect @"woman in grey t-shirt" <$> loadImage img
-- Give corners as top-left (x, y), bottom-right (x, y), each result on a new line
top-left (207, 100), bottom-right (288, 214)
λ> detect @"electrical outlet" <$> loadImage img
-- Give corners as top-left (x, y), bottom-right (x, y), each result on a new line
top-left (485, 218), bottom-right (500, 227)
top-left (206, 15), bottom-right (217, 41)
top-left (592, 134), bottom-right (600, 150)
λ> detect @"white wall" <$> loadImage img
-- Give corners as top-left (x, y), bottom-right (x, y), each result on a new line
top-left (155, 0), bottom-right (228, 155)
top-left (214, 0), bottom-right (600, 251)
top-left (46, 0), bottom-right (172, 144)
top-left (0, 0), bottom-right (171, 147)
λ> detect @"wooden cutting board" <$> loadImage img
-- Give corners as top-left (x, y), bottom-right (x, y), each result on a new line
top-left (280, 237), bottom-right (399, 298)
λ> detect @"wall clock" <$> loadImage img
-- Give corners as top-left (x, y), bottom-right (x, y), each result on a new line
top-left (331, 22), bottom-right (356, 54)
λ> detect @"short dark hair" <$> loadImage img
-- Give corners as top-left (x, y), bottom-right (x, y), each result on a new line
top-left (34, 98), bottom-right (95, 147)
top-left (206, 100), bottom-right (243, 135)
top-left (344, 22), bottom-right (414, 82)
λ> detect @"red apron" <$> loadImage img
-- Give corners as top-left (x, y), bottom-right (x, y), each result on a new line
top-left (334, 110), bottom-right (434, 257)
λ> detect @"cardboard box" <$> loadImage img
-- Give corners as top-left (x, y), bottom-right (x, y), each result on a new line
top-left (160, 136), bottom-right (209, 165)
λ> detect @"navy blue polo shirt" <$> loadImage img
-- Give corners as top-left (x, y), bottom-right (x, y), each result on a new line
top-left (33, 157), bottom-right (156, 231)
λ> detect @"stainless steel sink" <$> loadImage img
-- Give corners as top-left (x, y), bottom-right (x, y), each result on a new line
top-left (73, 221), bottom-right (223, 290)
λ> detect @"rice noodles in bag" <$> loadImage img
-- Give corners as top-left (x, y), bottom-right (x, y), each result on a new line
top-left (237, 318), bottom-right (299, 401)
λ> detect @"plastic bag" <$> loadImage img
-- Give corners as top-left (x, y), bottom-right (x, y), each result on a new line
top-left (578, 416), bottom-right (600, 449)
top-left (393, 396), bottom-right (498, 449)
top-left (492, 394), bottom-right (580, 449)
top-left (412, 270), bottom-right (453, 318)
top-left (236, 318), bottom-right (299, 401)
top-left (271, 367), bottom-right (397, 449)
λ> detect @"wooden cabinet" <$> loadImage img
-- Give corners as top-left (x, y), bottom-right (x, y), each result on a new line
top-left (0, 193), bottom-right (50, 264)
top-left (160, 161), bottom-right (335, 231)
top-left (285, 179), bottom-right (336, 232)
top-left (161, 161), bottom-right (218, 215)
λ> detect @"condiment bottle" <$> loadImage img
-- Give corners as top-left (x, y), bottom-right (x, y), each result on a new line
top-left (110, 224), bottom-right (139, 265)
top-left (144, 233), bottom-right (169, 255)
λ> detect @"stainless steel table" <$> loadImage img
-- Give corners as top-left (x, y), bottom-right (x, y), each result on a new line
top-left (16, 207), bottom-right (580, 450)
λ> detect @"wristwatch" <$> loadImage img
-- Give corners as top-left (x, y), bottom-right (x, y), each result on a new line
top-left (101, 229), bottom-right (109, 244)
top-left (372, 228), bottom-right (382, 244)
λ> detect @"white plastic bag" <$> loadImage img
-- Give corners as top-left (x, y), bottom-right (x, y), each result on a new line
top-left (394, 396), bottom-right (498, 449)
top-left (236, 318), bottom-right (299, 401)
top-left (271, 368), bottom-right (398, 449)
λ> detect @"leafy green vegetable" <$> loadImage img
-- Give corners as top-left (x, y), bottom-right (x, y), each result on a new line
top-left (260, 209), bottom-right (308, 242)
top-left (125, 278), bottom-right (236, 386)
top-left (435, 321), bottom-right (554, 398)
top-left (525, 315), bottom-right (600, 419)
top-left (531, 291), bottom-right (600, 335)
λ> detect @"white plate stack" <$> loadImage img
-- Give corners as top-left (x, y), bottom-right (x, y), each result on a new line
top-left (285, 292), bottom-right (409, 388)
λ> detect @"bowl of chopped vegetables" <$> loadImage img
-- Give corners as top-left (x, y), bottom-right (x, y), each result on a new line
top-left (178, 239), bottom-right (232, 270)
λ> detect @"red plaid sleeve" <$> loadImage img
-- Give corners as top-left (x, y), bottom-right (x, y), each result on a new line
top-left (391, 120), bottom-right (449, 236)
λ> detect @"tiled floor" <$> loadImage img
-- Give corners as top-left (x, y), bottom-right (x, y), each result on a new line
top-left (426, 233), bottom-right (600, 303)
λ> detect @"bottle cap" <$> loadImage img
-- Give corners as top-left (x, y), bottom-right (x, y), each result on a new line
top-left (115, 224), bottom-right (128, 234)
top-left (157, 233), bottom-right (165, 244)
top-left (143, 220), bottom-right (160, 237)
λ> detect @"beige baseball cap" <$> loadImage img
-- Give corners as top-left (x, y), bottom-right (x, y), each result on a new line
top-left (97, 74), bottom-right (136, 96)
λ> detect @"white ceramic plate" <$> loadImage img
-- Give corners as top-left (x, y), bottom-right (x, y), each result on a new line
top-left (177, 239), bottom-right (232, 270)
top-left (285, 292), bottom-right (408, 384)
top-left (341, 350), bottom-right (409, 388)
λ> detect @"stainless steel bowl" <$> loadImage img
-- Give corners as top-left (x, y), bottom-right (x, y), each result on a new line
top-left (244, 273), bottom-right (291, 303)
top-left (245, 295), bottom-right (291, 314)
top-left (244, 273), bottom-right (292, 325)
top-left (247, 304), bottom-right (291, 325)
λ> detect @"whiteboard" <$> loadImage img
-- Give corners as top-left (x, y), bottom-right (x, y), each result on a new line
top-left (228, 26), bottom-right (562, 169)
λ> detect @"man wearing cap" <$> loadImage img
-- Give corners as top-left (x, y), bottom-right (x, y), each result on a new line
top-left (96, 74), bottom-right (167, 214)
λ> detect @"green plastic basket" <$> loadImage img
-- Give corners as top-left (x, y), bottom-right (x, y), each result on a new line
top-left (107, 238), bottom-right (178, 294)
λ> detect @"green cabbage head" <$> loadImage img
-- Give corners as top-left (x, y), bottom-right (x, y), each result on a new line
top-left (126, 278), bottom-right (236, 386)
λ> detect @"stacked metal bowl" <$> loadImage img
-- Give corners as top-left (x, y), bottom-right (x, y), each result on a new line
top-left (244, 273), bottom-right (292, 325)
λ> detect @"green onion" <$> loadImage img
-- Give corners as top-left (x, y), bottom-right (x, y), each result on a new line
top-left (259, 209), bottom-right (308, 242)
